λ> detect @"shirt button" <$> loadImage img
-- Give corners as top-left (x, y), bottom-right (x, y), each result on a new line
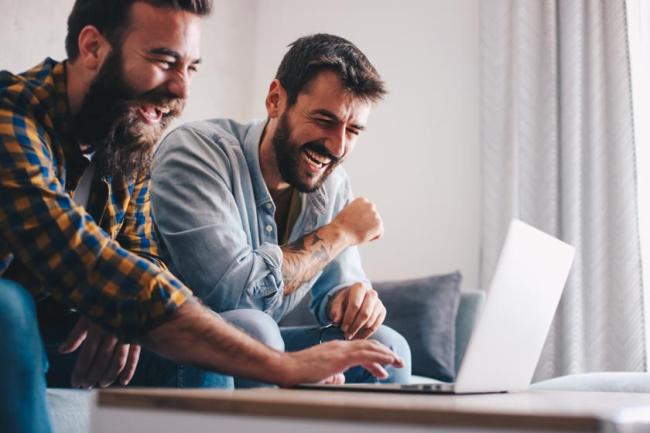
top-left (266, 203), bottom-right (273, 210)
top-left (266, 225), bottom-right (273, 233)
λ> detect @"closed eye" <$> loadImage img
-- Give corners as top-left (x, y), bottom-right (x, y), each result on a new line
top-left (150, 57), bottom-right (175, 70)
top-left (315, 118), bottom-right (335, 128)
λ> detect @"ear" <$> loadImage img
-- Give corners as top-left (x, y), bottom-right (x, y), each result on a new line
top-left (76, 25), bottom-right (112, 72)
top-left (265, 79), bottom-right (286, 119)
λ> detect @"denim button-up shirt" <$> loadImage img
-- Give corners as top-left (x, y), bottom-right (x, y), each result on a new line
top-left (150, 119), bottom-right (369, 324)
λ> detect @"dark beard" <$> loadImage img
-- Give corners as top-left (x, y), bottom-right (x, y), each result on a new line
top-left (271, 113), bottom-right (340, 193)
top-left (74, 50), bottom-right (184, 180)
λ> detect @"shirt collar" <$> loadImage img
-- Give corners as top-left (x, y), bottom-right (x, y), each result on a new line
top-left (242, 119), bottom-right (274, 208)
top-left (50, 59), bottom-right (87, 170)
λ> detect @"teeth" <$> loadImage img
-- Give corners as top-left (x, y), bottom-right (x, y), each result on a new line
top-left (304, 151), bottom-right (324, 167)
top-left (159, 106), bottom-right (170, 114)
top-left (304, 149), bottom-right (330, 166)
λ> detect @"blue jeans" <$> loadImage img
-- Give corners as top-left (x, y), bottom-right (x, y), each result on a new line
top-left (0, 279), bottom-right (52, 433)
top-left (224, 309), bottom-right (412, 387)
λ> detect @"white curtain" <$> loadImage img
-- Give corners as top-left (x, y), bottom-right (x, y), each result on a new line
top-left (481, 0), bottom-right (647, 379)
top-left (628, 0), bottom-right (650, 365)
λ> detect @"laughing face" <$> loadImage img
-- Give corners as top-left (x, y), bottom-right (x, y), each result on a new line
top-left (270, 71), bottom-right (372, 193)
top-left (75, 2), bottom-right (202, 179)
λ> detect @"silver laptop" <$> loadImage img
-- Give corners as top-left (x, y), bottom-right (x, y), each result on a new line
top-left (299, 219), bottom-right (575, 394)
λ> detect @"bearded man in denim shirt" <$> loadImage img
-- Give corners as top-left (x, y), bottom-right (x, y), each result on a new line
top-left (151, 33), bottom-right (411, 386)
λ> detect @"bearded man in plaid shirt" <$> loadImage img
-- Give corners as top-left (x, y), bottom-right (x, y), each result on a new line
top-left (0, 1), bottom-right (403, 432)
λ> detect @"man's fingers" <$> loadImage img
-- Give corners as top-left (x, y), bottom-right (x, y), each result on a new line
top-left (346, 341), bottom-right (404, 369)
top-left (355, 304), bottom-right (385, 340)
top-left (369, 221), bottom-right (384, 242)
top-left (341, 285), bottom-right (366, 334)
top-left (347, 291), bottom-right (378, 339)
top-left (318, 373), bottom-right (345, 385)
top-left (286, 340), bottom-right (403, 386)
top-left (328, 292), bottom-right (345, 324)
top-left (58, 317), bottom-right (89, 354)
top-left (98, 344), bottom-right (130, 388)
top-left (362, 362), bottom-right (389, 380)
top-left (119, 344), bottom-right (141, 386)
top-left (71, 331), bottom-right (104, 388)
top-left (84, 335), bottom-right (118, 388)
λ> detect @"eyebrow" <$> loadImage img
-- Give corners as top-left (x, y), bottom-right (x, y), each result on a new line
top-left (148, 47), bottom-right (202, 65)
top-left (312, 109), bottom-right (366, 131)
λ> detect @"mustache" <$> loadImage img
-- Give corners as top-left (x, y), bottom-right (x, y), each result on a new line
top-left (302, 141), bottom-right (339, 163)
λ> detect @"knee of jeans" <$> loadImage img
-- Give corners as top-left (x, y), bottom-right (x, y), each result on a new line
top-left (0, 279), bottom-right (38, 333)
top-left (371, 326), bottom-right (412, 370)
top-left (0, 280), bottom-right (43, 369)
top-left (223, 309), bottom-right (285, 352)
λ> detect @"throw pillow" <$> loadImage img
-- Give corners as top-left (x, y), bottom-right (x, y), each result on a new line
top-left (374, 272), bottom-right (462, 382)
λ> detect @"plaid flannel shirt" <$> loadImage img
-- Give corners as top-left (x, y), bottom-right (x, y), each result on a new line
top-left (0, 58), bottom-right (192, 339)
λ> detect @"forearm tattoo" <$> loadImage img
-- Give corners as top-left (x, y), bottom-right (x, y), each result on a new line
top-left (281, 229), bottom-right (335, 296)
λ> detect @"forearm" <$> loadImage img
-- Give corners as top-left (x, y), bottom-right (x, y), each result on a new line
top-left (280, 223), bottom-right (350, 296)
top-left (141, 301), bottom-right (289, 385)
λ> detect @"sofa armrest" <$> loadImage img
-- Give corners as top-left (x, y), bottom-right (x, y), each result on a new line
top-left (454, 290), bottom-right (485, 372)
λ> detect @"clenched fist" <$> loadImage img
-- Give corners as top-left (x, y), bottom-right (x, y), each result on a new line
top-left (331, 197), bottom-right (384, 246)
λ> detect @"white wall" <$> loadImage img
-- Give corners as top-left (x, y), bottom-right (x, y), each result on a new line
top-left (1, 0), bottom-right (481, 288)
top-left (0, 0), bottom-right (75, 69)
top-left (0, 0), bottom-right (256, 123)
top-left (250, 0), bottom-right (481, 286)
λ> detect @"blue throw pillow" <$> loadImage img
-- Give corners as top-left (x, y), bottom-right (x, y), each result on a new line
top-left (374, 272), bottom-right (462, 382)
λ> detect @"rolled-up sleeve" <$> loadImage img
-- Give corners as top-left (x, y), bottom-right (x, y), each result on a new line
top-left (0, 110), bottom-right (192, 339)
top-left (151, 126), bottom-right (284, 313)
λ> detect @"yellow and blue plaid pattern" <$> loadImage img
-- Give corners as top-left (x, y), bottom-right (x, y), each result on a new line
top-left (0, 58), bottom-right (191, 338)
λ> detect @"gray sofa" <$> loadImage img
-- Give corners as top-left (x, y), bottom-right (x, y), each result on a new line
top-left (46, 288), bottom-right (485, 433)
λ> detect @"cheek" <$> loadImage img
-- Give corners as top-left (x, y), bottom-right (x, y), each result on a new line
top-left (339, 140), bottom-right (356, 161)
top-left (123, 63), bottom-right (166, 93)
top-left (294, 125), bottom-right (323, 147)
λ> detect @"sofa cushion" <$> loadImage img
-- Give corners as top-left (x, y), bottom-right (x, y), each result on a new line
top-left (280, 272), bottom-right (463, 382)
top-left (47, 389), bottom-right (92, 433)
top-left (374, 272), bottom-right (462, 382)
top-left (530, 372), bottom-right (650, 393)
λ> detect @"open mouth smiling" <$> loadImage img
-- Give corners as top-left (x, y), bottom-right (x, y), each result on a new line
top-left (137, 104), bottom-right (171, 124)
top-left (303, 148), bottom-right (333, 168)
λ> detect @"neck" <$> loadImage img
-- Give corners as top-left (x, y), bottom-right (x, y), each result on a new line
top-left (259, 119), bottom-right (291, 195)
top-left (65, 60), bottom-right (92, 118)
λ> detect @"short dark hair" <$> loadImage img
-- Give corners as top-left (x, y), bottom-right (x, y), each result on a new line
top-left (275, 33), bottom-right (387, 106)
top-left (65, 0), bottom-right (212, 60)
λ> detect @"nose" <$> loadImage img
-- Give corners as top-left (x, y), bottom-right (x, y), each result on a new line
top-left (326, 125), bottom-right (347, 159)
top-left (167, 72), bottom-right (191, 100)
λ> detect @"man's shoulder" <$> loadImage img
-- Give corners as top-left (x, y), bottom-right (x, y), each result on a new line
top-left (164, 118), bottom-right (257, 149)
top-left (0, 58), bottom-right (59, 114)
top-left (159, 118), bottom-right (261, 162)
top-left (155, 119), bottom-right (264, 182)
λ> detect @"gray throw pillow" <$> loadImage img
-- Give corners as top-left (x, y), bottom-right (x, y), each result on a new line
top-left (280, 272), bottom-right (462, 382)
top-left (374, 272), bottom-right (462, 382)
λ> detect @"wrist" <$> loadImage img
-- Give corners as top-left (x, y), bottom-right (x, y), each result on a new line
top-left (325, 220), bottom-right (355, 248)
top-left (269, 352), bottom-right (296, 387)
